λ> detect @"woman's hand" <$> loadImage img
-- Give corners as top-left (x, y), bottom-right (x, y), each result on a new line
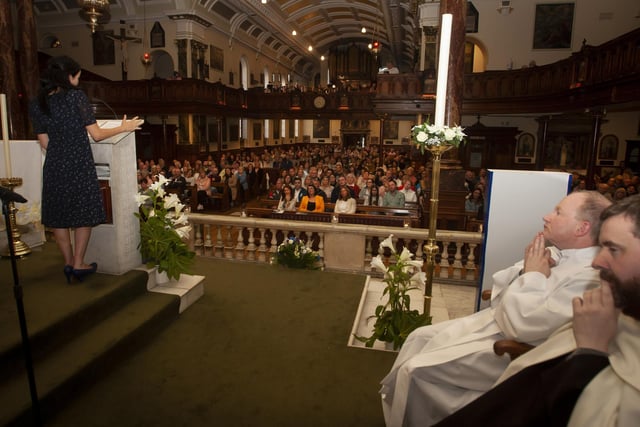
top-left (121, 115), bottom-right (144, 132)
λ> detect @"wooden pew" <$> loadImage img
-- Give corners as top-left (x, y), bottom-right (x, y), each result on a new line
top-left (245, 207), bottom-right (411, 228)
top-left (257, 198), bottom-right (421, 227)
top-left (421, 190), bottom-right (468, 230)
top-left (189, 182), bottom-right (231, 211)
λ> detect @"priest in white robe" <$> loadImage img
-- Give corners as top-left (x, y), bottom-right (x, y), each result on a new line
top-left (380, 191), bottom-right (612, 427)
top-left (435, 193), bottom-right (640, 427)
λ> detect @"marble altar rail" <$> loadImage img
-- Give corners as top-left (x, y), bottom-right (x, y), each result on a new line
top-left (187, 213), bottom-right (483, 285)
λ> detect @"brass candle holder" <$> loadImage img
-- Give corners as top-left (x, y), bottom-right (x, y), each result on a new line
top-left (0, 177), bottom-right (32, 257)
top-left (423, 144), bottom-right (453, 317)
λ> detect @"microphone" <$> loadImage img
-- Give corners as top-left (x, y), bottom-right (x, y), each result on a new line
top-left (0, 186), bottom-right (27, 203)
top-left (91, 97), bottom-right (118, 119)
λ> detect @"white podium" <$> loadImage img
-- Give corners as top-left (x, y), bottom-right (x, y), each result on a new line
top-left (84, 121), bottom-right (141, 274)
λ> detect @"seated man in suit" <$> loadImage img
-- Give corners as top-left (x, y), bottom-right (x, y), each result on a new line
top-left (380, 191), bottom-right (611, 427)
top-left (436, 194), bottom-right (640, 427)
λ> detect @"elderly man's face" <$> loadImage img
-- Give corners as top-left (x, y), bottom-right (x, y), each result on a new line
top-left (592, 215), bottom-right (640, 320)
top-left (542, 193), bottom-right (586, 249)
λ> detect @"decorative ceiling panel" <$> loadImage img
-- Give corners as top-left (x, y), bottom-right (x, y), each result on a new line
top-left (33, 0), bottom-right (418, 77)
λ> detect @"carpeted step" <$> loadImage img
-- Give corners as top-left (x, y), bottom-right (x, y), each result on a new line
top-left (0, 290), bottom-right (179, 427)
top-left (0, 269), bottom-right (151, 383)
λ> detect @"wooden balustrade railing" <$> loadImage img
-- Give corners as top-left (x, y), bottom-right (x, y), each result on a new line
top-left (81, 28), bottom-right (639, 118)
top-left (187, 213), bottom-right (483, 285)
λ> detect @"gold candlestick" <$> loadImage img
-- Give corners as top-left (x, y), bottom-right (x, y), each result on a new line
top-left (423, 144), bottom-right (453, 317)
top-left (0, 177), bottom-right (32, 257)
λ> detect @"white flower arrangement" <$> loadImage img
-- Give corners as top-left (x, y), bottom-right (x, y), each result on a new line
top-left (135, 174), bottom-right (194, 280)
top-left (355, 234), bottom-right (430, 350)
top-left (272, 236), bottom-right (320, 269)
top-left (411, 123), bottom-right (466, 153)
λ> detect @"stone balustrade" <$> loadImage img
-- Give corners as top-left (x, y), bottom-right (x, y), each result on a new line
top-left (187, 213), bottom-right (483, 285)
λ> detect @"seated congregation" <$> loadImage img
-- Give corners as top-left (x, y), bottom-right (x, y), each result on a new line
top-left (382, 193), bottom-right (640, 427)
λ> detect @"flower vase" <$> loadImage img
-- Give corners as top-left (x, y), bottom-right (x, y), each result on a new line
top-left (155, 267), bottom-right (169, 285)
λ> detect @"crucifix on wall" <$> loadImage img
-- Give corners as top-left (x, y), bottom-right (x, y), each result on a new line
top-left (106, 27), bottom-right (141, 81)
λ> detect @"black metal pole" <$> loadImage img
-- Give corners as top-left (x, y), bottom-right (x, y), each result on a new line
top-left (2, 199), bottom-right (42, 425)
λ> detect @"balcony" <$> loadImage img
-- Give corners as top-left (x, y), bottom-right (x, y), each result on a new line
top-left (83, 28), bottom-right (640, 119)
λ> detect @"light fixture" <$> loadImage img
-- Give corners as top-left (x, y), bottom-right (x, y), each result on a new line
top-left (321, 55), bottom-right (325, 61)
top-left (292, 30), bottom-right (297, 36)
top-left (361, 27), bottom-right (366, 34)
top-left (140, 0), bottom-right (152, 66)
top-left (261, 0), bottom-right (267, 3)
top-left (78, 0), bottom-right (110, 33)
top-left (308, 45), bottom-right (313, 51)
top-left (497, 0), bottom-right (513, 14)
top-left (371, 40), bottom-right (379, 54)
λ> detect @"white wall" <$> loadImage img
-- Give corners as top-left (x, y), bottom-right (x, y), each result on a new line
top-left (470, 0), bottom-right (639, 70)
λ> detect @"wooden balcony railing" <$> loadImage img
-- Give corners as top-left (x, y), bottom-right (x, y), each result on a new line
top-left (82, 28), bottom-right (639, 118)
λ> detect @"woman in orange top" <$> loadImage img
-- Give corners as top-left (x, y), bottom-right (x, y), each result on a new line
top-left (298, 184), bottom-right (325, 213)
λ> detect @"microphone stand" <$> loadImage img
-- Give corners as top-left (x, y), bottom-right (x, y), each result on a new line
top-left (1, 190), bottom-right (41, 425)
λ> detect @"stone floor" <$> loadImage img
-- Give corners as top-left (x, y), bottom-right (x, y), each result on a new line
top-left (349, 278), bottom-right (479, 351)
top-left (431, 282), bottom-right (478, 323)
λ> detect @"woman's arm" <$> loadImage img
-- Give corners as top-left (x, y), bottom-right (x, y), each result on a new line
top-left (86, 115), bottom-right (144, 142)
top-left (347, 198), bottom-right (356, 213)
top-left (298, 197), bottom-right (308, 212)
top-left (36, 133), bottom-right (49, 150)
top-left (314, 196), bottom-right (325, 212)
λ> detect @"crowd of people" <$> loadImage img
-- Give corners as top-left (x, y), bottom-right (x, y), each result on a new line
top-left (136, 144), bottom-right (637, 225)
top-left (136, 145), bottom-right (428, 214)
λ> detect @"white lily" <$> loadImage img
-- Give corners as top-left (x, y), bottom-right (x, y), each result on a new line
top-left (135, 193), bottom-right (150, 207)
top-left (398, 246), bottom-right (413, 262)
top-left (379, 234), bottom-right (396, 254)
top-left (370, 255), bottom-right (388, 273)
top-left (163, 193), bottom-right (181, 210)
top-left (410, 271), bottom-right (426, 287)
top-left (172, 213), bottom-right (189, 226)
top-left (175, 225), bottom-right (192, 240)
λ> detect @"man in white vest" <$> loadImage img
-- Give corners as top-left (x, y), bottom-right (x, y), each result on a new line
top-left (380, 191), bottom-right (611, 426)
top-left (435, 193), bottom-right (640, 427)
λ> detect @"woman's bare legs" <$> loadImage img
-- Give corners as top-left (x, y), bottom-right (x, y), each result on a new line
top-left (51, 227), bottom-right (94, 269)
top-left (72, 226), bottom-right (93, 269)
top-left (52, 228), bottom-right (73, 266)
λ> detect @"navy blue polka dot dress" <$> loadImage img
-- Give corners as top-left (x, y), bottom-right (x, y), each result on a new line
top-left (29, 89), bottom-right (106, 228)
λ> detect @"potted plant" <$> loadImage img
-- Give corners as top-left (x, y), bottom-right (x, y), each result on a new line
top-left (135, 175), bottom-right (195, 280)
top-left (355, 234), bottom-right (431, 350)
top-left (271, 236), bottom-right (320, 269)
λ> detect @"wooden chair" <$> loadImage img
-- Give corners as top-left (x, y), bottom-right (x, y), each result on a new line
top-left (481, 290), bottom-right (535, 359)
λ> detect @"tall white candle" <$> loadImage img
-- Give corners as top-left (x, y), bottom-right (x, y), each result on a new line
top-left (434, 14), bottom-right (452, 127)
top-left (1, 93), bottom-right (11, 178)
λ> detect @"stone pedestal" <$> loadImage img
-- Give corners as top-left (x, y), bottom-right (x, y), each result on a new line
top-left (84, 121), bottom-right (141, 274)
top-left (323, 232), bottom-right (365, 272)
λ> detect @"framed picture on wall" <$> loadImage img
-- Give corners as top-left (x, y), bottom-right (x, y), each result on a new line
top-left (533, 3), bottom-right (575, 49)
top-left (515, 132), bottom-right (536, 163)
top-left (313, 120), bottom-right (330, 138)
top-left (382, 121), bottom-right (399, 139)
top-left (598, 134), bottom-right (619, 160)
top-left (210, 45), bottom-right (224, 71)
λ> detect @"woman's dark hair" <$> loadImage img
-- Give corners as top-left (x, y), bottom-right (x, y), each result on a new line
top-left (37, 56), bottom-right (82, 115)
top-left (307, 184), bottom-right (316, 196)
top-left (339, 185), bottom-right (351, 201)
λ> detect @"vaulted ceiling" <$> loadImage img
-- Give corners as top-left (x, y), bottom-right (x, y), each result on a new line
top-left (32, 0), bottom-right (419, 77)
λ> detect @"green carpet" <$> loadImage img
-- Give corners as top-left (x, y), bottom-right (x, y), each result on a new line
top-left (47, 257), bottom-right (397, 427)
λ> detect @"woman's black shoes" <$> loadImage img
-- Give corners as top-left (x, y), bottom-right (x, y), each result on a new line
top-left (72, 263), bottom-right (98, 282)
top-left (63, 265), bottom-right (74, 284)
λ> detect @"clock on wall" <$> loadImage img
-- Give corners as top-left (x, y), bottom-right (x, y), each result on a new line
top-left (313, 95), bottom-right (326, 109)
